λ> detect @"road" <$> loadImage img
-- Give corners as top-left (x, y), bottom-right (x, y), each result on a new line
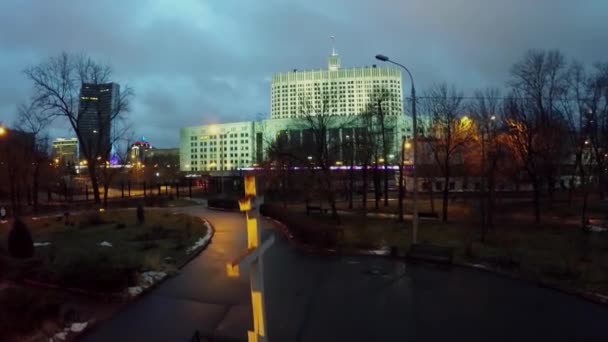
top-left (83, 206), bottom-right (608, 341)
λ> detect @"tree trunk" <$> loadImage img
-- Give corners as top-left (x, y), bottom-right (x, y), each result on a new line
top-left (121, 182), bottom-right (125, 198)
top-left (128, 180), bottom-right (131, 197)
top-left (373, 158), bottom-right (380, 209)
top-left (103, 184), bottom-right (109, 208)
top-left (362, 163), bottom-right (368, 213)
top-left (398, 161), bottom-right (404, 222)
top-left (188, 179), bottom-right (192, 198)
top-left (429, 178), bottom-right (435, 214)
top-left (89, 164), bottom-right (101, 204)
top-left (383, 162), bottom-right (389, 207)
top-left (442, 176), bottom-right (449, 222)
top-left (348, 163), bottom-right (354, 209)
top-left (10, 177), bottom-right (17, 216)
top-left (32, 164), bottom-right (40, 212)
top-left (533, 180), bottom-right (541, 224)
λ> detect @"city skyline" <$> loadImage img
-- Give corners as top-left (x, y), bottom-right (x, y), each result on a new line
top-left (1, 0), bottom-right (608, 148)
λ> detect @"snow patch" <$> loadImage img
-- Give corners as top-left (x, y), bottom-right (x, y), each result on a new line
top-left (588, 225), bottom-right (608, 233)
top-left (53, 332), bottom-right (67, 340)
top-left (141, 271), bottom-right (167, 286)
top-left (34, 242), bottom-right (52, 247)
top-left (99, 241), bottom-right (113, 247)
top-left (367, 247), bottom-right (390, 256)
top-left (186, 222), bottom-right (213, 254)
top-left (128, 286), bottom-right (143, 297)
top-left (70, 322), bottom-right (88, 333)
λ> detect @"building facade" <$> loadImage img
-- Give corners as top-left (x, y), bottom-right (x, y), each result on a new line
top-left (179, 50), bottom-right (411, 172)
top-left (180, 121), bottom-right (255, 172)
top-left (77, 83), bottom-right (120, 161)
top-left (52, 138), bottom-right (79, 165)
top-left (271, 50), bottom-right (403, 119)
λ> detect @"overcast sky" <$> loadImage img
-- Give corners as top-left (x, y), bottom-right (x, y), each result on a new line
top-left (1, 0), bottom-right (607, 147)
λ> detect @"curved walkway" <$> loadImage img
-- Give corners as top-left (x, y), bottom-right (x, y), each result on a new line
top-left (83, 206), bottom-right (608, 342)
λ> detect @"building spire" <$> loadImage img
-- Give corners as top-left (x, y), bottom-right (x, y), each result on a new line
top-left (328, 35), bottom-right (340, 71)
top-left (330, 35), bottom-right (337, 56)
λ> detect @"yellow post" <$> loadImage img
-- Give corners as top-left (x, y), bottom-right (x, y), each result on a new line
top-left (227, 175), bottom-right (270, 342)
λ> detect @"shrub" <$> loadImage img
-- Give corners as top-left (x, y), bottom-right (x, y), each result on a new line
top-left (137, 204), bottom-right (145, 224)
top-left (80, 212), bottom-right (105, 228)
top-left (0, 287), bottom-right (63, 341)
top-left (260, 204), bottom-right (340, 248)
top-left (132, 224), bottom-right (174, 241)
top-left (7, 218), bottom-right (34, 259)
top-left (54, 252), bottom-right (138, 292)
top-left (139, 241), bottom-right (159, 251)
top-left (115, 222), bottom-right (126, 230)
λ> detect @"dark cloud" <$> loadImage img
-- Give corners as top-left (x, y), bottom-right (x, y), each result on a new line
top-left (1, 0), bottom-right (607, 147)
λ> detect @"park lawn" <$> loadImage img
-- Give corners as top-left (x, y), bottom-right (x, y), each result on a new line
top-left (0, 209), bottom-right (208, 292)
top-left (274, 203), bottom-right (608, 296)
top-left (339, 213), bottom-right (608, 295)
top-left (0, 208), bottom-right (208, 341)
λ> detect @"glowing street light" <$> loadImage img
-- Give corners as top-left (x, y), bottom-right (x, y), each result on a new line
top-left (490, 115), bottom-right (496, 121)
top-left (0, 125), bottom-right (6, 136)
top-left (404, 141), bottom-right (412, 150)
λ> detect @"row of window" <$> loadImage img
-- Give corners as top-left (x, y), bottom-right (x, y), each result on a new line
top-left (190, 152), bottom-right (250, 160)
top-left (190, 140), bottom-right (250, 147)
top-left (190, 166), bottom-right (244, 171)
top-left (189, 133), bottom-right (249, 141)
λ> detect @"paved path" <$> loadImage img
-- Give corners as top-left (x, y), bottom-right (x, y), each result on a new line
top-left (83, 206), bottom-right (608, 342)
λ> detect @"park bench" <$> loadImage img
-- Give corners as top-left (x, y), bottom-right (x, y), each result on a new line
top-left (407, 243), bottom-right (454, 264)
top-left (306, 205), bottom-right (328, 215)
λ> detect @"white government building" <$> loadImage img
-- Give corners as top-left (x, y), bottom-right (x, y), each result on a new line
top-left (180, 49), bottom-right (411, 173)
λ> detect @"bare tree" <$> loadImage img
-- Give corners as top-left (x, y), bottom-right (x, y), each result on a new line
top-left (510, 49), bottom-right (570, 200)
top-left (505, 49), bottom-right (570, 223)
top-left (24, 52), bottom-right (133, 204)
top-left (99, 126), bottom-right (133, 207)
top-left (368, 88), bottom-right (398, 206)
top-left (584, 63), bottom-right (608, 200)
top-left (15, 102), bottom-right (52, 212)
top-left (296, 86), bottom-right (347, 222)
top-left (469, 88), bottom-right (503, 241)
top-left (421, 83), bottom-right (473, 222)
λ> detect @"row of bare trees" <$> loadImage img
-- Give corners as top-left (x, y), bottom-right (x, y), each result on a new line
top-left (262, 49), bottom-right (608, 234)
top-left (419, 49), bottom-right (608, 238)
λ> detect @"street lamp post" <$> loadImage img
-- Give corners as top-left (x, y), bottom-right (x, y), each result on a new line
top-left (376, 54), bottom-right (419, 243)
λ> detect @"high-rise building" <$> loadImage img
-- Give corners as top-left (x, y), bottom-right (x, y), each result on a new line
top-left (52, 138), bottom-right (79, 165)
top-left (270, 49), bottom-right (403, 119)
top-left (77, 83), bottom-right (120, 161)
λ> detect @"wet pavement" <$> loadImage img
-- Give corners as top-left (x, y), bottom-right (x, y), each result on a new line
top-left (82, 206), bottom-right (608, 342)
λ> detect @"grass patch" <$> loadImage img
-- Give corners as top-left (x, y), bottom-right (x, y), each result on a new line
top-left (0, 209), bottom-right (208, 292)
top-left (0, 287), bottom-right (64, 341)
top-left (268, 200), bottom-right (608, 296)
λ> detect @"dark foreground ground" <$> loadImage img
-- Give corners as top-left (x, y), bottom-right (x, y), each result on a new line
top-left (81, 206), bottom-right (608, 342)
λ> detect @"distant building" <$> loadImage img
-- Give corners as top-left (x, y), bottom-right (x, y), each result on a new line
top-left (271, 48), bottom-right (403, 119)
top-left (77, 83), bottom-right (120, 161)
top-left (180, 121), bottom-right (255, 172)
top-left (179, 48), bottom-right (410, 173)
top-left (129, 139), bottom-right (152, 164)
top-left (52, 138), bottom-right (79, 165)
top-left (144, 148), bottom-right (179, 164)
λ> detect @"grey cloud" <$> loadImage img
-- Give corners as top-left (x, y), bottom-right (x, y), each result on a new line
top-left (1, 0), bottom-right (608, 147)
